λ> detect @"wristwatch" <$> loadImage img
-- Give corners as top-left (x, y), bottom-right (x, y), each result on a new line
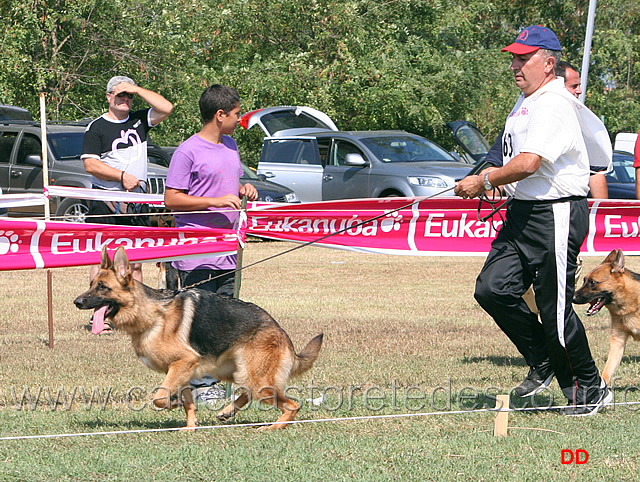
top-left (483, 173), bottom-right (493, 191)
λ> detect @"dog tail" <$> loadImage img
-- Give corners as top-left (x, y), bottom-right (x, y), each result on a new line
top-left (291, 333), bottom-right (324, 377)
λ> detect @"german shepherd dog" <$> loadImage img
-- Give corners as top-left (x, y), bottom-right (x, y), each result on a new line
top-left (573, 249), bottom-right (640, 385)
top-left (74, 246), bottom-right (323, 430)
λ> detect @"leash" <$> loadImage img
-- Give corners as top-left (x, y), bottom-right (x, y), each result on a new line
top-left (165, 161), bottom-right (510, 292)
top-left (179, 186), bottom-right (457, 290)
top-left (476, 189), bottom-right (512, 225)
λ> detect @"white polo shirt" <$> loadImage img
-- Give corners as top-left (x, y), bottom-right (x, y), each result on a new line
top-left (502, 78), bottom-right (590, 201)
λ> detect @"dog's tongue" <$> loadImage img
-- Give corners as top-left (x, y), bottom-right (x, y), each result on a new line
top-left (91, 306), bottom-right (108, 334)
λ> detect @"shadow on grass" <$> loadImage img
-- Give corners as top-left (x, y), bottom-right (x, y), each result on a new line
top-left (461, 355), bottom-right (526, 367)
top-left (82, 418), bottom-right (191, 431)
top-left (80, 411), bottom-right (271, 431)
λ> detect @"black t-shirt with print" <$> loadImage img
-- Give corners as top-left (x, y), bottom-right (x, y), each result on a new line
top-left (81, 108), bottom-right (152, 191)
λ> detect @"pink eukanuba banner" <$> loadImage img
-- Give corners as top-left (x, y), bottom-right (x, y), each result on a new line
top-left (1, 197), bottom-right (639, 270)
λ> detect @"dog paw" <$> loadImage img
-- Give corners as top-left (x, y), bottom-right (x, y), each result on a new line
top-left (257, 423), bottom-right (286, 431)
top-left (216, 411), bottom-right (234, 421)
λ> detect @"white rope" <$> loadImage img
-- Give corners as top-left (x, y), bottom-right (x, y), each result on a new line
top-left (2, 399), bottom-right (639, 442)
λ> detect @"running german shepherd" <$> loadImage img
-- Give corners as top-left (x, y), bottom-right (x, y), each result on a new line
top-left (74, 246), bottom-right (323, 430)
top-left (573, 249), bottom-right (640, 385)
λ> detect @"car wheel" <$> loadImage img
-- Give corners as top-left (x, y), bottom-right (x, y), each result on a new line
top-left (56, 198), bottom-right (89, 223)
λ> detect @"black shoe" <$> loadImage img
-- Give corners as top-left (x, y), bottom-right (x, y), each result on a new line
top-left (514, 362), bottom-right (554, 397)
top-left (561, 386), bottom-right (613, 417)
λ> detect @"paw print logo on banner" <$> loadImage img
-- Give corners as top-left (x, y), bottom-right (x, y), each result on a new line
top-left (0, 230), bottom-right (19, 255)
top-left (380, 211), bottom-right (403, 233)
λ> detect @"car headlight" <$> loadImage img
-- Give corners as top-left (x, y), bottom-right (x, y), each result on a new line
top-left (284, 192), bottom-right (300, 203)
top-left (408, 176), bottom-right (449, 188)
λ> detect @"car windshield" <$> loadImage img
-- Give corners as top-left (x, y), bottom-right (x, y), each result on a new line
top-left (49, 132), bottom-right (84, 160)
top-left (361, 136), bottom-right (455, 163)
top-left (608, 154), bottom-right (635, 183)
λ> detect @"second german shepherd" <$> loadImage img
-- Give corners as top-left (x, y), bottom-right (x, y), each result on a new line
top-left (74, 246), bottom-right (323, 430)
top-left (573, 249), bottom-right (640, 385)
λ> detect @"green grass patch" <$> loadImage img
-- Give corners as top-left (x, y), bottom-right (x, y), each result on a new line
top-left (1, 241), bottom-right (640, 479)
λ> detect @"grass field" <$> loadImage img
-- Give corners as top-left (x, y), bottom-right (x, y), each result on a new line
top-left (1, 240), bottom-right (640, 480)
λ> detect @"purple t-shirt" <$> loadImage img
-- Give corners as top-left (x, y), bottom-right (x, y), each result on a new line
top-left (166, 134), bottom-right (243, 271)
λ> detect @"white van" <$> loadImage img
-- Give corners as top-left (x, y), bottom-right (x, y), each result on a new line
top-left (614, 132), bottom-right (638, 154)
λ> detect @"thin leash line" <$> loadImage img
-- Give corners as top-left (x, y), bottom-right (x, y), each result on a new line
top-left (1, 399), bottom-right (636, 442)
top-left (180, 187), bottom-right (456, 290)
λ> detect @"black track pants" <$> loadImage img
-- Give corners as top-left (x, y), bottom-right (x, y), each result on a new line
top-left (474, 197), bottom-right (601, 403)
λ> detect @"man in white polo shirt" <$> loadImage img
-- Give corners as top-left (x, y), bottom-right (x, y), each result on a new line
top-left (455, 26), bottom-right (612, 416)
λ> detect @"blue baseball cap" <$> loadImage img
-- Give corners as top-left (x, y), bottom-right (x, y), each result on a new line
top-left (501, 25), bottom-right (562, 54)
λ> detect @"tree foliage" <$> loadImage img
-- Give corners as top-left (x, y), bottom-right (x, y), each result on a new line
top-left (1, 0), bottom-right (638, 166)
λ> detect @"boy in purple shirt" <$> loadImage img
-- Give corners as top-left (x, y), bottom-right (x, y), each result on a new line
top-left (164, 84), bottom-right (257, 404)
top-left (165, 84), bottom-right (257, 296)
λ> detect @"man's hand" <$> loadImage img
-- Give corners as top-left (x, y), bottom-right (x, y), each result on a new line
top-left (455, 175), bottom-right (486, 199)
top-left (121, 171), bottom-right (141, 192)
top-left (111, 82), bottom-right (173, 125)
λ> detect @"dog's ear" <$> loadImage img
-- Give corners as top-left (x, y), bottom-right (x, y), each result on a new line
top-left (112, 247), bottom-right (133, 284)
top-left (612, 249), bottom-right (625, 274)
top-left (100, 246), bottom-right (113, 270)
top-left (604, 249), bottom-right (618, 265)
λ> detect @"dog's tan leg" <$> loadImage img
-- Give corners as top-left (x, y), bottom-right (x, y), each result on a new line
top-left (153, 358), bottom-right (199, 419)
top-left (180, 386), bottom-right (197, 429)
top-left (254, 387), bottom-right (300, 431)
top-left (522, 286), bottom-right (539, 314)
top-left (602, 330), bottom-right (629, 385)
top-left (216, 391), bottom-right (250, 421)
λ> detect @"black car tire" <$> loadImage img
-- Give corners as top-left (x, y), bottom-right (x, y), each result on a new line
top-left (56, 197), bottom-right (89, 223)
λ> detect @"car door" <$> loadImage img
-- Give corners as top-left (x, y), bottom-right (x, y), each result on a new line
top-left (257, 137), bottom-right (324, 202)
top-left (0, 130), bottom-right (19, 193)
top-left (5, 131), bottom-right (48, 217)
top-left (447, 121), bottom-right (491, 164)
top-left (321, 138), bottom-right (371, 200)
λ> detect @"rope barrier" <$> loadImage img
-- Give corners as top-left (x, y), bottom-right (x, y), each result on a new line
top-left (1, 398), bottom-right (638, 442)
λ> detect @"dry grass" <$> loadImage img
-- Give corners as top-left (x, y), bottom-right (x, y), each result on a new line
top-left (0, 241), bottom-right (636, 396)
top-left (2, 240), bottom-right (640, 479)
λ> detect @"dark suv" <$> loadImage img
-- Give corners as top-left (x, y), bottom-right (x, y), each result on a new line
top-left (0, 120), bottom-right (168, 221)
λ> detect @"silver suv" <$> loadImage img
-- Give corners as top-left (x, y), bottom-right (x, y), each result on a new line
top-left (0, 120), bottom-right (167, 221)
top-left (243, 106), bottom-right (475, 202)
top-left (258, 130), bottom-right (473, 202)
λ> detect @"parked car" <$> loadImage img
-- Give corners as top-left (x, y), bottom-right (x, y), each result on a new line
top-left (601, 150), bottom-right (636, 199)
top-left (256, 129), bottom-right (472, 202)
top-left (147, 140), bottom-right (299, 203)
top-left (0, 120), bottom-right (167, 221)
top-left (241, 106), bottom-right (487, 163)
top-left (241, 106), bottom-right (491, 202)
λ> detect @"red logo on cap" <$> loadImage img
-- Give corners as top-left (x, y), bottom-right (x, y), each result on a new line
top-left (518, 31), bottom-right (529, 41)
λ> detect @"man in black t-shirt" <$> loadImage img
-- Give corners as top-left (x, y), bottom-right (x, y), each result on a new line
top-left (81, 76), bottom-right (172, 333)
